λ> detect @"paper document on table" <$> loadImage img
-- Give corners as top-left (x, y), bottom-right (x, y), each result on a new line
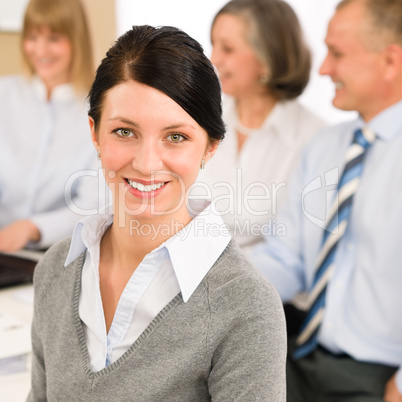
top-left (13, 286), bottom-right (34, 306)
top-left (0, 310), bottom-right (31, 360)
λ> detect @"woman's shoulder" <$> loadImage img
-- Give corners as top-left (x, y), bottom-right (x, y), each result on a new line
top-left (0, 75), bottom-right (28, 93)
top-left (203, 240), bottom-right (286, 353)
top-left (286, 100), bottom-right (327, 131)
top-left (0, 74), bottom-right (22, 84)
top-left (33, 237), bottom-right (73, 291)
top-left (206, 240), bottom-right (283, 311)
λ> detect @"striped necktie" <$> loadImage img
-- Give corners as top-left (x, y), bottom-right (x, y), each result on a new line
top-left (293, 127), bottom-right (376, 360)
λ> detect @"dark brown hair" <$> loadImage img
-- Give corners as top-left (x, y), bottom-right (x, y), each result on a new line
top-left (88, 25), bottom-right (225, 143)
top-left (212, 0), bottom-right (311, 100)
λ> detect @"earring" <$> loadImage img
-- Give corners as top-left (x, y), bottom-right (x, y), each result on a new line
top-left (200, 160), bottom-right (205, 170)
top-left (259, 74), bottom-right (269, 85)
top-left (97, 150), bottom-right (101, 160)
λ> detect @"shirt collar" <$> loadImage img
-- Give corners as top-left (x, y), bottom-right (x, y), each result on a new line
top-left (32, 75), bottom-right (76, 102)
top-left (65, 214), bottom-right (111, 267)
top-left (163, 199), bottom-right (231, 302)
top-left (364, 100), bottom-right (402, 142)
top-left (263, 101), bottom-right (300, 146)
top-left (64, 200), bottom-right (232, 302)
top-left (227, 96), bottom-right (299, 147)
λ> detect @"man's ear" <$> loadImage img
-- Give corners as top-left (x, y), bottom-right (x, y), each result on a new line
top-left (382, 43), bottom-right (402, 82)
top-left (89, 116), bottom-right (100, 151)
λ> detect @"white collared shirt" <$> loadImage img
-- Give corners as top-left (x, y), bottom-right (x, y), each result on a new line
top-left (0, 75), bottom-right (103, 248)
top-left (65, 200), bottom-right (231, 372)
top-left (194, 96), bottom-right (327, 253)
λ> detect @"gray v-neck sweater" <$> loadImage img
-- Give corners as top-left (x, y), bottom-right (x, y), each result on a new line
top-left (27, 238), bottom-right (286, 401)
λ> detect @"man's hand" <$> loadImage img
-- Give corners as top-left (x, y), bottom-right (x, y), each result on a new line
top-left (384, 373), bottom-right (402, 402)
top-left (0, 220), bottom-right (41, 252)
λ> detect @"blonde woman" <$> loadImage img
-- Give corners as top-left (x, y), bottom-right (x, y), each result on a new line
top-left (0, 0), bottom-right (100, 252)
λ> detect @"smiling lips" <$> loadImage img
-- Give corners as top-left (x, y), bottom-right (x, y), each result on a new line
top-left (128, 179), bottom-right (165, 192)
top-left (335, 81), bottom-right (344, 90)
top-left (37, 58), bottom-right (54, 64)
top-left (126, 179), bottom-right (167, 199)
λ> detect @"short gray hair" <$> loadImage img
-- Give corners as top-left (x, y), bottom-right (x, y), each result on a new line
top-left (336, 0), bottom-right (402, 50)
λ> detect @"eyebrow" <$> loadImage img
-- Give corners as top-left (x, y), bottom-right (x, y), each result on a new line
top-left (326, 44), bottom-right (341, 52)
top-left (108, 117), bottom-right (197, 131)
top-left (108, 117), bottom-right (140, 127)
top-left (163, 123), bottom-right (197, 131)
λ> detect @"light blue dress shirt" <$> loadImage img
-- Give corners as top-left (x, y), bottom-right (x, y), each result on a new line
top-left (249, 100), bottom-right (402, 391)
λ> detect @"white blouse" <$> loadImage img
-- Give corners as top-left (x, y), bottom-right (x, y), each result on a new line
top-left (0, 75), bottom-right (103, 248)
top-left (65, 200), bottom-right (231, 372)
top-left (194, 96), bottom-right (327, 253)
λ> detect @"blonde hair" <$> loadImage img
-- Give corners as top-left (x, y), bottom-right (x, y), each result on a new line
top-left (21, 0), bottom-right (95, 95)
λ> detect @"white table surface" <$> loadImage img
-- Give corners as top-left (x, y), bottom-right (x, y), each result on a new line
top-left (0, 284), bottom-right (33, 402)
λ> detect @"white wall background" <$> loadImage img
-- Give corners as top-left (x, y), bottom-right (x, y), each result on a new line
top-left (0, 0), bottom-right (29, 31)
top-left (115, 0), bottom-right (357, 125)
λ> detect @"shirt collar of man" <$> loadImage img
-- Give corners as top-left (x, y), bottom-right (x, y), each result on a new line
top-left (65, 199), bottom-right (231, 303)
top-left (364, 99), bottom-right (402, 142)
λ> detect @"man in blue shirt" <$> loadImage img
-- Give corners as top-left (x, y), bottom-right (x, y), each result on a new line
top-left (249, 0), bottom-right (402, 400)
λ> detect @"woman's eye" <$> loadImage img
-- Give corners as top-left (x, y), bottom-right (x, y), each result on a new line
top-left (222, 45), bottom-right (233, 54)
top-left (115, 128), bottom-right (133, 137)
top-left (330, 49), bottom-right (342, 59)
top-left (167, 133), bottom-right (185, 143)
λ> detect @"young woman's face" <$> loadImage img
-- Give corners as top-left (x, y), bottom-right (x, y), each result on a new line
top-left (211, 13), bottom-right (267, 98)
top-left (90, 80), bottom-right (217, 221)
top-left (23, 25), bottom-right (72, 88)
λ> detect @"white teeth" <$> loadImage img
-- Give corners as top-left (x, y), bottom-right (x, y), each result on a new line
top-left (128, 180), bottom-right (164, 192)
top-left (335, 82), bottom-right (344, 90)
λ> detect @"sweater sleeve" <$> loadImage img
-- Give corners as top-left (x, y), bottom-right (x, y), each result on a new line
top-left (27, 238), bottom-right (71, 401)
top-left (207, 259), bottom-right (287, 401)
top-left (27, 297), bottom-right (47, 402)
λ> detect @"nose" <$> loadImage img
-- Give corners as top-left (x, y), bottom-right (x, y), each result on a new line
top-left (29, 36), bottom-right (49, 59)
top-left (319, 53), bottom-right (331, 76)
top-left (32, 35), bottom-right (43, 49)
top-left (131, 140), bottom-right (164, 176)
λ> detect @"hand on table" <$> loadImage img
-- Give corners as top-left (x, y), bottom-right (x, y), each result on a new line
top-left (384, 373), bottom-right (402, 402)
top-left (0, 220), bottom-right (40, 252)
